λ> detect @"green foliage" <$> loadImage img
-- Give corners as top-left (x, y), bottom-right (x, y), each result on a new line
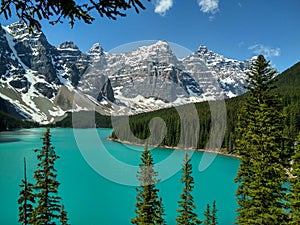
top-left (0, 110), bottom-right (38, 131)
top-left (60, 204), bottom-right (70, 225)
top-left (111, 61), bottom-right (300, 154)
top-left (0, 0), bottom-right (149, 31)
top-left (131, 144), bottom-right (166, 225)
top-left (30, 128), bottom-right (63, 225)
top-left (18, 158), bottom-right (35, 225)
top-left (111, 102), bottom-right (211, 149)
top-left (234, 55), bottom-right (290, 225)
top-left (176, 153), bottom-right (201, 225)
top-left (203, 201), bottom-right (217, 225)
top-left (203, 204), bottom-right (211, 225)
top-left (211, 201), bottom-right (217, 225)
top-left (289, 133), bottom-right (300, 224)
top-left (53, 111), bottom-right (112, 128)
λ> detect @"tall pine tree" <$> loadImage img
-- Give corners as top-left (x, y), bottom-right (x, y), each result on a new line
top-left (131, 144), bottom-right (165, 225)
top-left (18, 157), bottom-right (35, 225)
top-left (289, 133), bottom-right (300, 224)
top-left (30, 128), bottom-right (62, 225)
top-left (176, 153), bottom-right (201, 225)
top-left (234, 55), bottom-right (289, 224)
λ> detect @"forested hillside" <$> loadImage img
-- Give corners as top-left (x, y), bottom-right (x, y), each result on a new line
top-left (111, 62), bottom-right (300, 152)
top-left (54, 111), bottom-right (112, 128)
top-left (1, 62), bottom-right (299, 150)
top-left (0, 111), bottom-right (37, 131)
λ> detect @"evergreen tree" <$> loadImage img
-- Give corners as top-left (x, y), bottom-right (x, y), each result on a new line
top-left (203, 204), bottom-right (211, 225)
top-left (234, 55), bottom-right (289, 224)
top-left (176, 153), bottom-right (201, 225)
top-left (211, 201), bottom-right (217, 225)
top-left (131, 144), bottom-right (165, 225)
top-left (30, 128), bottom-right (62, 225)
top-left (18, 158), bottom-right (35, 225)
top-left (289, 133), bottom-right (300, 224)
top-left (60, 204), bottom-right (70, 225)
top-left (203, 201), bottom-right (217, 225)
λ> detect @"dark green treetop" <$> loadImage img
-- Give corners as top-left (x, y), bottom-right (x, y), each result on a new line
top-left (234, 55), bottom-right (290, 225)
top-left (203, 204), bottom-right (211, 225)
top-left (211, 200), bottom-right (217, 225)
top-left (176, 153), bottom-right (201, 225)
top-left (30, 128), bottom-right (62, 225)
top-left (131, 144), bottom-right (166, 225)
top-left (18, 157), bottom-right (35, 225)
top-left (60, 204), bottom-right (70, 225)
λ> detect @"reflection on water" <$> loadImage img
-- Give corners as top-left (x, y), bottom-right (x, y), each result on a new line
top-left (0, 137), bottom-right (21, 143)
top-left (0, 129), bottom-right (42, 144)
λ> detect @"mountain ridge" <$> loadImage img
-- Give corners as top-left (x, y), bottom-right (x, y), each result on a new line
top-left (0, 21), bottom-right (257, 124)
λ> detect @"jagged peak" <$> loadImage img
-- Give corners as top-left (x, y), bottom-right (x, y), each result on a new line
top-left (154, 40), bottom-right (169, 46)
top-left (197, 45), bottom-right (210, 54)
top-left (87, 43), bottom-right (104, 55)
top-left (6, 20), bottom-right (28, 32)
top-left (57, 41), bottom-right (80, 51)
top-left (198, 45), bottom-right (208, 50)
top-left (139, 40), bottom-right (173, 55)
top-left (5, 20), bottom-right (42, 38)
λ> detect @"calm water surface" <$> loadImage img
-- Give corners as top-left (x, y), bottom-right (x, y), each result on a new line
top-left (0, 128), bottom-right (240, 225)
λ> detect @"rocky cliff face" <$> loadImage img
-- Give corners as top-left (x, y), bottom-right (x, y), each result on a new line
top-left (0, 21), bottom-right (255, 123)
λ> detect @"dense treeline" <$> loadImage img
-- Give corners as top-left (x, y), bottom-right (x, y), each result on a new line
top-left (112, 62), bottom-right (300, 153)
top-left (54, 111), bottom-right (113, 128)
top-left (0, 111), bottom-right (38, 131)
top-left (112, 102), bottom-right (212, 149)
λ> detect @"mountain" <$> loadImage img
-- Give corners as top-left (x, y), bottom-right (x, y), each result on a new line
top-left (0, 21), bottom-right (255, 124)
top-left (110, 61), bottom-right (300, 152)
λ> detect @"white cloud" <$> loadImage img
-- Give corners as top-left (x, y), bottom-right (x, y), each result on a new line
top-left (197, 0), bottom-right (219, 14)
top-left (248, 44), bottom-right (281, 58)
top-left (154, 0), bottom-right (173, 15)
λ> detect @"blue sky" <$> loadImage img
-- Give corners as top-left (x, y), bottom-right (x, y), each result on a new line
top-left (1, 0), bottom-right (300, 72)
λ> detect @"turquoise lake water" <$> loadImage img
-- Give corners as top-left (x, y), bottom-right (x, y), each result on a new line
top-left (0, 128), bottom-right (240, 225)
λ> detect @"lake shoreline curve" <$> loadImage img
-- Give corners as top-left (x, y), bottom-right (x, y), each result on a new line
top-left (107, 137), bottom-right (240, 159)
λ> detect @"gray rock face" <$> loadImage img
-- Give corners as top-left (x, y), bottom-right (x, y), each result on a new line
top-left (183, 45), bottom-right (253, 98)
top-left (57, 41), bottom-right (82, 63)
top-left (33, 82), bottom-right (57, 98)
top-left (0, 21), bottom-right (256, 123)
top-left (9, 76), bottom-right (29, 91)
top-left (7, 21), bottom-right (59, 84)
top-left (0, 26), bottom-right (25, 78)
top-left (97, 78), bottom-right (115, 102)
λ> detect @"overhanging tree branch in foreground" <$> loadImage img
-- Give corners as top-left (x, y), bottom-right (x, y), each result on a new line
top-left (0, 0), bottom-right (149, 31)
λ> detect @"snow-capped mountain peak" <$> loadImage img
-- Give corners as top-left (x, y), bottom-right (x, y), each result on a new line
top-left (0, 22), bottom-right (256, 123)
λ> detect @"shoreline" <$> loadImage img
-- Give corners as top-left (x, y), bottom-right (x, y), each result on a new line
top-left (107, 137), bottom-right (240, 159)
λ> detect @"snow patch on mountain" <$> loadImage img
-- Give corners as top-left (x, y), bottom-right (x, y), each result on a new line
top-left (0, 22), bottom-right (257, 123)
